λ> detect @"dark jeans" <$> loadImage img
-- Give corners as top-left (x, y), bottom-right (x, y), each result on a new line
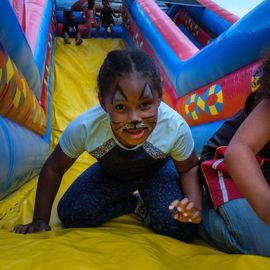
top-left (58, 158), bottom-right (197, 242)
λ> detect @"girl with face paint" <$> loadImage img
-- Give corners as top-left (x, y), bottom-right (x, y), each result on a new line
top-left (14, 49), bottom-right (202, 244)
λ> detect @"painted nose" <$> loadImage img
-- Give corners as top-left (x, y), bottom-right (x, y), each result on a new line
top-left (128, 109), bottom-right (142, 123)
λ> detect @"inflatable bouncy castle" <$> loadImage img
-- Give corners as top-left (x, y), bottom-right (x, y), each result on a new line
top-left (0, 0), bottom-right (270, 268)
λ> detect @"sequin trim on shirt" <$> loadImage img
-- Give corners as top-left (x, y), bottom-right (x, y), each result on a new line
top-left (143, 141), bottom-right (167, 159)
top-left (90, 138), bottom-right (116, 158)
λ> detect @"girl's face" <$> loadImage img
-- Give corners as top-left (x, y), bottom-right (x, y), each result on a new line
top-left (99, 72), bottom-right (161, 148)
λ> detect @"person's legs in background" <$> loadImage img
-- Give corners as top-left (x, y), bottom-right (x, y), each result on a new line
top-left (75, 31), bottom-right (82, 45)
top-left (94, 22), bottom-right (100, 38)
top-left (109, 24), bottom-right (114, 38)
top-left (63, 31), bottom-right (71, 44)
top-left (86, 22), bottom-right (92, 38)
top-left (103, 25), bottom-right (108, 38)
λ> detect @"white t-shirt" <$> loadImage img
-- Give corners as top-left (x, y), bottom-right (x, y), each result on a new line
top-left (60, 102), bottom-right (194, 180)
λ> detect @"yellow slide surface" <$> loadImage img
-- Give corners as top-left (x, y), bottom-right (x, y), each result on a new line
top-left (0, 38), bottom-right (269, 269)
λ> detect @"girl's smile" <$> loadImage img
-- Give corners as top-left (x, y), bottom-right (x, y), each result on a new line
top-left (124, 127), bottom-right (146, 140)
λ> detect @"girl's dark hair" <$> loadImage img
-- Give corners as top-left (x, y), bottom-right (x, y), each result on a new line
top-left (88, 0), bottom-right (95, 9)
top-left (97, 49), bottom-right (162, 97)
top-left (258, 50), bottom-right (270, 99)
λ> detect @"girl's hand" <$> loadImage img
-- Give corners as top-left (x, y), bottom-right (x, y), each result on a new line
top-left (13, 220), bottom-right (51, 234)
top-left (169, 198), bottom-right (202, 224)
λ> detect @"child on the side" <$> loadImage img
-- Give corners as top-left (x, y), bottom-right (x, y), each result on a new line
top-left (62, 10), bottom-right (83, 45)
top-left (100, 0), bottom-right (120, 38)
top-left (82, 0), bottom-right (100, 38)
top-left (14, 49), bottom-right (201, 242)
top-left (172, 52), bottom-right (270, 257)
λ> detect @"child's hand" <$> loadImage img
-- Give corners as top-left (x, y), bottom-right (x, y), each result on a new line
top-left (13, 220), bottom-right (51, 234)
top-left (169, 198), bottom-right (202, 224)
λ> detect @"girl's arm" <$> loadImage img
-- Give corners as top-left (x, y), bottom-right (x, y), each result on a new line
top-left (14, 144), bottom-right (76, 234)
top-left (225, 99), bottom-right (270, 225)
top-left (170, 151), bottom-right (202, 224)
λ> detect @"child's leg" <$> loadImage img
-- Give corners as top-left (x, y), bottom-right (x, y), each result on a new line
top-left (139, 158), bottom-right (197, 242)
top-left (87, 24), bottom-right (92, 38)
top-left (63, 32), bottom-right (71, 44)
top-left (199, 198), bottom-right (270, 256)
top-left (95, 23), bottom-right (100, 38)
top-left (109, 24), bottom-right (114, 38)
top-left (103, 28), bottom-right (107, 38)
top-left (57, 162), bottom-right (136, 228)
top-left (75, 32), bottom-right (82, 45)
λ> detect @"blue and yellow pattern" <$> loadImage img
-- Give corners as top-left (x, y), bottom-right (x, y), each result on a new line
top-left (185, 84), bottom-right (223, 120)
top-left (133, 33), bottom-right (143, 48)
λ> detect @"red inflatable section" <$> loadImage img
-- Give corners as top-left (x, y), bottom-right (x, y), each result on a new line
top-left (137, 0), bottom-right (198, 61)
top-left (123, 6), bottom-right (178, 108)
top-left (71, 0), bottom-right (88, 10)
top-left (176, 60), bottom-right (261, 126)
top-left (173, 9), bottom-right (213, 46)
top-left (24, 0), bottom-right (47, 54)
top-left (40, 21), bottom-right (55, 114)
top-left (197, 0), bottom-right (239, 24)
top-left (9, 0), bottom-right (26, 32)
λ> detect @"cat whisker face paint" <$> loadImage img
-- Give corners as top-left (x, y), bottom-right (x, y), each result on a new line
top-left (118, 121), bottom-right (150, 133)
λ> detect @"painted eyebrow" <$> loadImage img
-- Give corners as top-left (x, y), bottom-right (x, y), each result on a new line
top-left (139, 83), bottom-right (154, 100)
top-left (111, 84), bottom-right (128, 104)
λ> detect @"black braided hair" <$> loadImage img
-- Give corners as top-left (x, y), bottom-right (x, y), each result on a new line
top-left (97, 49), bottom-right (162, 98)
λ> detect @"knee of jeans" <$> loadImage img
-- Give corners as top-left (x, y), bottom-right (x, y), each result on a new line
top-left (151, 218), bottom-right (197, 242)
top-left (226, 230), bottom-right (270, 256)
top-left (57, 199), bottom-right (75, 227)
top-left (201, 200), bottom-right (270, 256)
top-left (57, 198), bottom-right (102, 228)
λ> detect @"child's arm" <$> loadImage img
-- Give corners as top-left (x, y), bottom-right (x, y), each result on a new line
top-left (170, 151), bottom-right (202, 224)
top-left (225, 99), bottom-right (270, 226)
top-left (13, 144), bottom-right (76, 234)
top-left (111, 8), bottom-right (120, 18)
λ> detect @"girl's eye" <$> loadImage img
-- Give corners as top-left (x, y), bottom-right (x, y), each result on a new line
top-left (140, 101), bottom-right (152, 109)
top-left (115, 104), bottom-right (126, 110)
